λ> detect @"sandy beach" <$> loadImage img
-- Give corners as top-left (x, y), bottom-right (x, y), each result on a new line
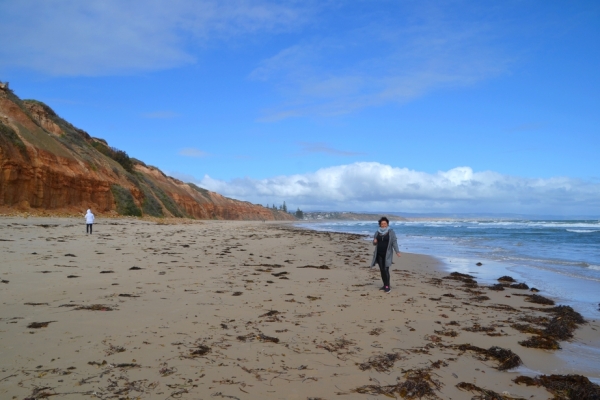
top-left (1, 217), bottom-right (599, 399)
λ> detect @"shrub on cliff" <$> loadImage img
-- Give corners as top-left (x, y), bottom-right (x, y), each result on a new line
top-left (139, 182), bottom-right (164, 218)
top-left (91, 141), bottom-right (134, 173)
top-left (111, 148), bottom-right (134, 172)
top-left (138, 174), bottom-right (187, 218)
top-left (111, 185), bottom-right (142, 217)
top-left (0, 123), bottom-right (29, 159)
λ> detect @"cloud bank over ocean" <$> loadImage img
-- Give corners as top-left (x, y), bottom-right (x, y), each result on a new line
top-left (195, 163), bottom-right (600, 215)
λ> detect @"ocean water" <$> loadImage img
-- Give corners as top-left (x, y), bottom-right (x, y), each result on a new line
top-left (298, 219), bottom-right (600, 319)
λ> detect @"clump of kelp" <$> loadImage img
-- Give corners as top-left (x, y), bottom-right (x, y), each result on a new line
top-left (525, 294), bottom-right (555, 305)
top-left (494, 275), bottom-right (532, 290)
top-left (443, 272), bottom-right (478, 288)
top-left (510, 283), bottom-right (529, 290)
top-left (514, 374), bottom-right (600, 400)
top-left (358, 352), bottom-right (403, 373)
top-left (351, 369), bottom-right (441, 399)
top-left (27, 321), bottom-right (55, 329)
top-left (454, 345), bottom-right (522, 370)
top-left (59, 303), bottom-right (115, 311)
top-left (498, 276), bottom-right (516, 283)
top-left (457, 382), bottom-right (526, 400)
top-left (515, 305), bottom-right (586, 350)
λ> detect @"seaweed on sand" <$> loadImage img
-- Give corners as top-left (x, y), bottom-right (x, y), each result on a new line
top-left (454, 345), bottom-right (522, 370)
top-left (189, 344), bottom-right (211, 357)
top-left (514, 374), bottom-right (600, 400)
top-left (259, 310), bottom-right (280, 318)
top-left (358, 352), bottom-right (403, 372)
top-left (103, 342), bottom-right (126, 356)
top-left (75, 304), bottom-right (114, 311)
top-left (434, 329), bottom-right (458, 337)
top-left (463, 324), bottom-right (496, 333)
top-left (351, 369), bottom-right (441, 399)
top-left (236, 333), bottom-right (279, 343)
top-left (525, 294), bottom-right (555, 305)
top-left (498, 276), bottom-right (516, 283)
top-left (317, 337), bottom-right (355, 353)
top-left (511, 323), bottom-right (543, 335)
top-left (445, 272), bottom-right (474, 280)
top-left (444, 272), bottom-right (478, 288)
top-left (27, 321), bottom-right (55, 329)
top-left (456, 382), bottom-right (526, 400)
top-left (258, 333), bottom-right (279, 343)
top-left (518, 305), bottom-right (586, 350)
top-left (488, 284), bottom-right (506, 291)
top-left (510, 283), bottom-right (529, 290)
top-left (543, 306), bottom-right (585, 340)
top-left (519, 335), bottom-right (561, 350)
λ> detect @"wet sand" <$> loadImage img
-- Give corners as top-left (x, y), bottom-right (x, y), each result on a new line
top-left (0, 217), bottom-right (598, 399)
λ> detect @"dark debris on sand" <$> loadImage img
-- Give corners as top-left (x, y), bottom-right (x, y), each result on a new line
top-left (317, 337), bottom-right (355, 353)
top-left (27, 321), bottom-right (55, 329)
top-left (518, 305), bottom-right (586, 350)
top-left (457, 382), bottom-right (526, 400)
top-left (524, 294), bottom-right (555, 305)
top-left (454, 344), bottom-right (522, 370)
top-left (73, 304), bottom-right (114, 311)
top-left (514, 374), bottom-right (600, 400)
top-left (358, 352), bottom-right (403, 372)
top-left (350, 369), bottom-right (441, 399)
top-left (297, 265), bottom-right (330, 269)
top-left (444, 272), bottom-right (478, 288)
top-left (510, 283), bottom-right (529, 290)
top-left (189, 344), bottom-right (211, 357)
top-left (498, 276), bottom-right (516, 283)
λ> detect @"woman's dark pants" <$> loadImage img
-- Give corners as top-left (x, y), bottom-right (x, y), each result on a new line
top-left (86, 224), bottom-right (93, 234)
top-left (376, 254), bottom-right (390, 288)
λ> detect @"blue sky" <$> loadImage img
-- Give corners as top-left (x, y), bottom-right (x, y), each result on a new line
top-left (1, 1), bottom-right (599, 215)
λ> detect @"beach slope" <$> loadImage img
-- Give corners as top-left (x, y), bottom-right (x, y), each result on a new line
top-left (1, 217), bottom-right (598, 399)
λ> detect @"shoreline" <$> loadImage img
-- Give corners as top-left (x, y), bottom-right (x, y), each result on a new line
top-left (294, 219), bottom-right (600, 320)
top-left (287, 222), bottom-right (600, 381)
top-left (1, 217), bottom-right (598, 399)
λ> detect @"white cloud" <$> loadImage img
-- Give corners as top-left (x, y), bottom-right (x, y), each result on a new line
top-left (0, 0), bottom-right (308, 76)
top-left (195, 162), bottom-right (600, 215)
top-left (179, 148), bottom-right (208, 157)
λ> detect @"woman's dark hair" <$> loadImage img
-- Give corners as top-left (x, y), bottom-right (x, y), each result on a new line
top-left (378, 216), bottom-right (390, 226)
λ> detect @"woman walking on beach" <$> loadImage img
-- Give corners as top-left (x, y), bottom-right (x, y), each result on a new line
top-left (371, 216), bottom-right (401, 293)
top-left (85, 209), bottom-right (95, 234)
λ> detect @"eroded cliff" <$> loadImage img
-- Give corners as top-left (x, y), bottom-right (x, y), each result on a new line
top-left (0, 84), bottom-right (294, 220)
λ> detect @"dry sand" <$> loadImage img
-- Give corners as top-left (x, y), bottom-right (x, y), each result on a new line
top-left (1, 217), bottom-right (598, 399)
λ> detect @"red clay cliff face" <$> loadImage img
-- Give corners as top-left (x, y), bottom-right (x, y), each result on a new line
top-left (0, 86), bottom-right (294, 220)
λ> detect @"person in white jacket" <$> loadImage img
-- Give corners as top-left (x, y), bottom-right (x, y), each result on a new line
top-left (85, 209), bottom-right (95, 234)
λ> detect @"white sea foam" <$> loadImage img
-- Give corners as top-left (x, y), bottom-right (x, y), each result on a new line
top-left (566, 229), bottom-right (600, 233)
